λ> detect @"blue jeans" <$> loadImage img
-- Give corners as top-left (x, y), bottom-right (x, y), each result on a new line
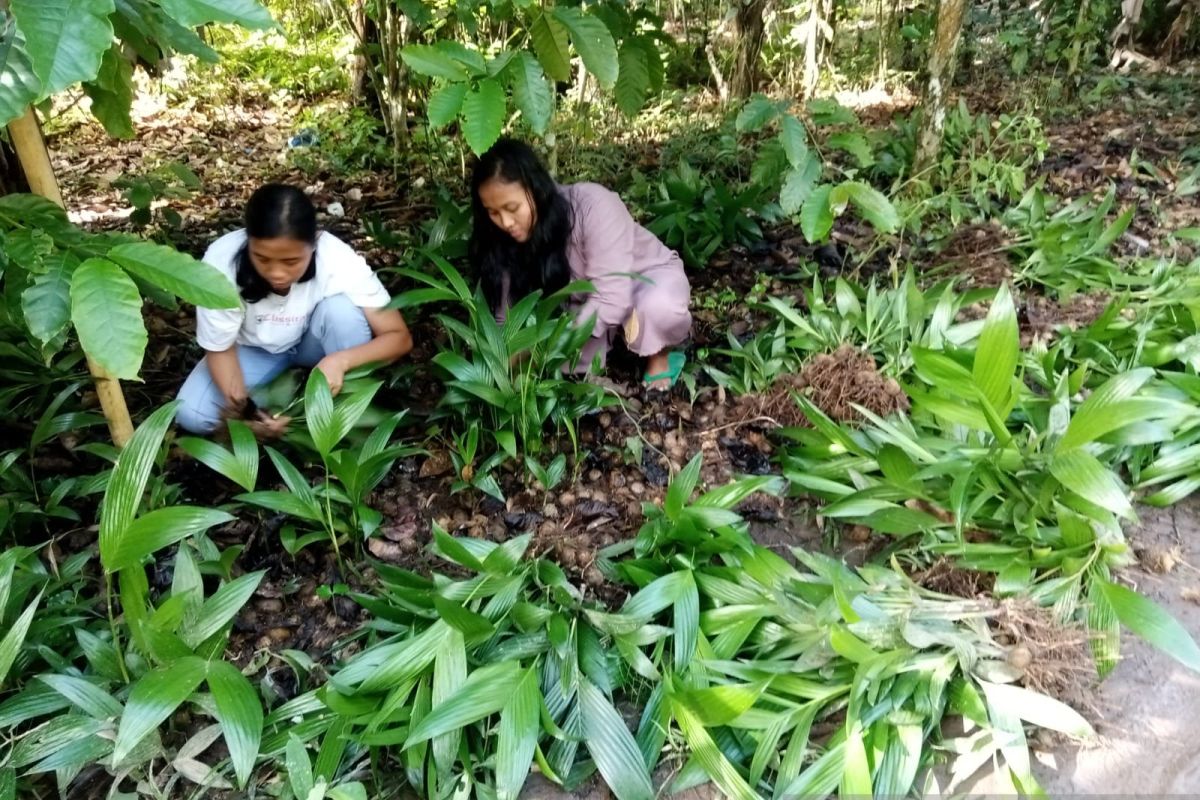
top-left (176, 294), bottom-right (372, 433)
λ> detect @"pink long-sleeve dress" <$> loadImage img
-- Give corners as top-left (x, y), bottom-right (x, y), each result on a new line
top-left (498, 182), bottom-right (692, 370)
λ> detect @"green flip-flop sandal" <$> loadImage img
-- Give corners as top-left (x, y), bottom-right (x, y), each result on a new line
top-left (644, 350), bottom-right (687, 388)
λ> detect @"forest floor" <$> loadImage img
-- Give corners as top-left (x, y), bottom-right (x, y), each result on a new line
top-left (42, 64), bottom-right (1200, 796)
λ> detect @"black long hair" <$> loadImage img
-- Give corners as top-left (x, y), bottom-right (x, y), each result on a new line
top-left (468, 138), bottom-right (573, 313)
top-left (236, 184), bottom-right (318, 302)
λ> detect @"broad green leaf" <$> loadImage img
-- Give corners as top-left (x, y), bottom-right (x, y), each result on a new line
top-left (285, 736), bottom-right (314, 800)
top-left (432, 627), bottom-right (467, 773)
top-left (800, 184), bottom-right (834, 242)
top-left (83, 45), bottom-right (135, 138)
top-left (401, 43), bottom-right (469, 80)
top-left (1097, 580), bottom-right (1200, 672)
top-left (0, 766), bottom-right (13, 800)
top-left (11, 715), bottom-right (109, 771)
top-left (427, 81), bottom-right (468, 128)
top-left (70, 257), bottom-right (147, 380)
top-left (1087, 577), bottom-right (1120, 678)
top-left (334, 621), bottom-right (452, 694)
top-left (113, 657), bottom-right (206, 764)
top-left (780, 114), bottom-right (809, 167)
top-left (580, 678), bottom-right (654, 800)
top-left (108, 242), bottom-right (240, 308)
top-left (529, 13), bottom-right (570, 82)
top-left (495, 668), bottom-right (541, 800)
top-left (236, 490), bottom-right (322, 522)
top-left (106, 506), bottom-right (235, 571)
top-left (973, 283), bottom-right (1018, 413)
top-left (677, 683), bottom-right (762, 727)
top-left (665, 452), bottom-right (703, 519)
top-left (99, 402), bottom-right (180, 572)
top-left (0, 39), bottom-right (40, 128)
top-left (432, 596), bottom-right (496, 643)
top-left (735, 94), bottom-right (779, 132)
top-left (21, 256), bottom-right (74, 344)
top-left (553, 6), bottom-right (618, 88)
top-left (182, 571), bottom-right (265, 648)
top-left (208, 661), bottom-right (263, 788)
top-left (828, 132), bottom-right (875, 167)
top-left (404, 660), bottom-right (523, 745)
top-left (673, 571), bottom-right (699, 670)
top-left (508, 52), bottom-right (552, 134)
top-left (840, 724), bottom-right (873, 797)
top-left (11, 0), bottom-right (114, 96)
top-left (157, 0), bottom-right (274, 29)
top-left (178, 427), bottom-right (257, 491)
top-left (0, 593), bottom-right (41, 689)
top-left (615, 40), bottom-right (650, 117)
top-left (780, 153), bottom-right (821, 216)
top-left (779, 739), bottom-right (846, 797)
top-left (437, 40), bottom-right (487, 75)
top-left (622, 570), bottom-right (690, 618)
top-left (833, 181), bottom-right (899, 233)
top-left (328, 785), bottom-right (368, 800)
top-left (978, 681), bottom-right (1094, 737)
top-left (461, 77), bottom-right (505, 155)
top-left (1057, 368), bottom-right (1154, 451)
top-left (671, 694), bottom-right (757, 800)
top-left (0, 684), bottom-right (71, 729)
top-left (1087, 207), bottom-right (1134, 255)
top-left (304, 368), bottom-right (337, 458)
top-left (1049, 449), bottom-right (1132, 519)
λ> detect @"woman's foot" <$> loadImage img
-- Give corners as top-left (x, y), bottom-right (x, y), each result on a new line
top-left (644, 351), bottom-right (672, 391)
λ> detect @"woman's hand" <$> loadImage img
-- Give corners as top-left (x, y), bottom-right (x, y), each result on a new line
top-left (316, 353), bottom-right (349, 395)
top-left (252, 409), bottom-right (291, 439)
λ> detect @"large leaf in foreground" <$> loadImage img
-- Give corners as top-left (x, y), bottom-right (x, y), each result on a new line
top-left (99, 402), bottom-right (180, 572)
top-left (404, 660), bottom-right (523, 746)
top-left (973, 283), bottom-right (1019, 414)
top-left (113, 657), bottom-right (207, 764)
top-left (70, 257), bottom-right (147, 380)
top-left (580, 678), bottom-right (654, 800)
top-left (494, 667), bottom-right (541, 800)
top-left (108, 242), bottom-right (240, 308)
top-left (1049, 448), bottom-right (1133, 519)
top-left (208, 660), bottom-right (263, 788)
top-left (0, 593), bottom-right (41, 690)
top-left (11, 0), bottom-right (114, 96)
top-left (1097, 580), bottom-right (1200, 672)
top-left (156, 0), bottom-right (275, 30)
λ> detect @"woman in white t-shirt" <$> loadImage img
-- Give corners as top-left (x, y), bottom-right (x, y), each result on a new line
top-left (176, 184), bottom-right (412, 434)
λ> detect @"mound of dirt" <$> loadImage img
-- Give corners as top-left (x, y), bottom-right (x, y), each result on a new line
top-left (1021, 292), bottom-right (1111, 345)
top-left (991, 599), bottom-right (1097, 709)
top-left (936, 223), bottom-right (1013, 288)
top-left (796, 344), bottom-right (909, 423)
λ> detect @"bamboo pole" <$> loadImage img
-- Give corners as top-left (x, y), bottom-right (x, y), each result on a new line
top-left (8, 107), bottom-right (135, 447)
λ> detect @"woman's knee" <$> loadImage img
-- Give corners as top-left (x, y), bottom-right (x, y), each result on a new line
top-left (310, 294), bottom-right (371, 347)
top-left (640, 289), bottom-right (691, 334)
top-left (175, 390), bottom-right (219, 434)
top-left (175, 363), bottom-right (221, 434)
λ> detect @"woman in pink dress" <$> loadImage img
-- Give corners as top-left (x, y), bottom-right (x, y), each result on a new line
top-left (468, 138), bottom-right (691, 389)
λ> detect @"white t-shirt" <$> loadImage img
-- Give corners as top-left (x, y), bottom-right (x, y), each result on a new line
top-left (196, 229), bottom-right (391, 354)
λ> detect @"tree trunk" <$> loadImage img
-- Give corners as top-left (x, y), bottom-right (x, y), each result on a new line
top-left (914, 0), bottom-right (967, 175)
top-left (348, 0), bottom-right (372, 101)
top-left (802, 0), bottom-right (823, 98)
top-left (7, 108), bottom-right (135, 448)
top-left (731, 0), bottom-right (771, 98)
